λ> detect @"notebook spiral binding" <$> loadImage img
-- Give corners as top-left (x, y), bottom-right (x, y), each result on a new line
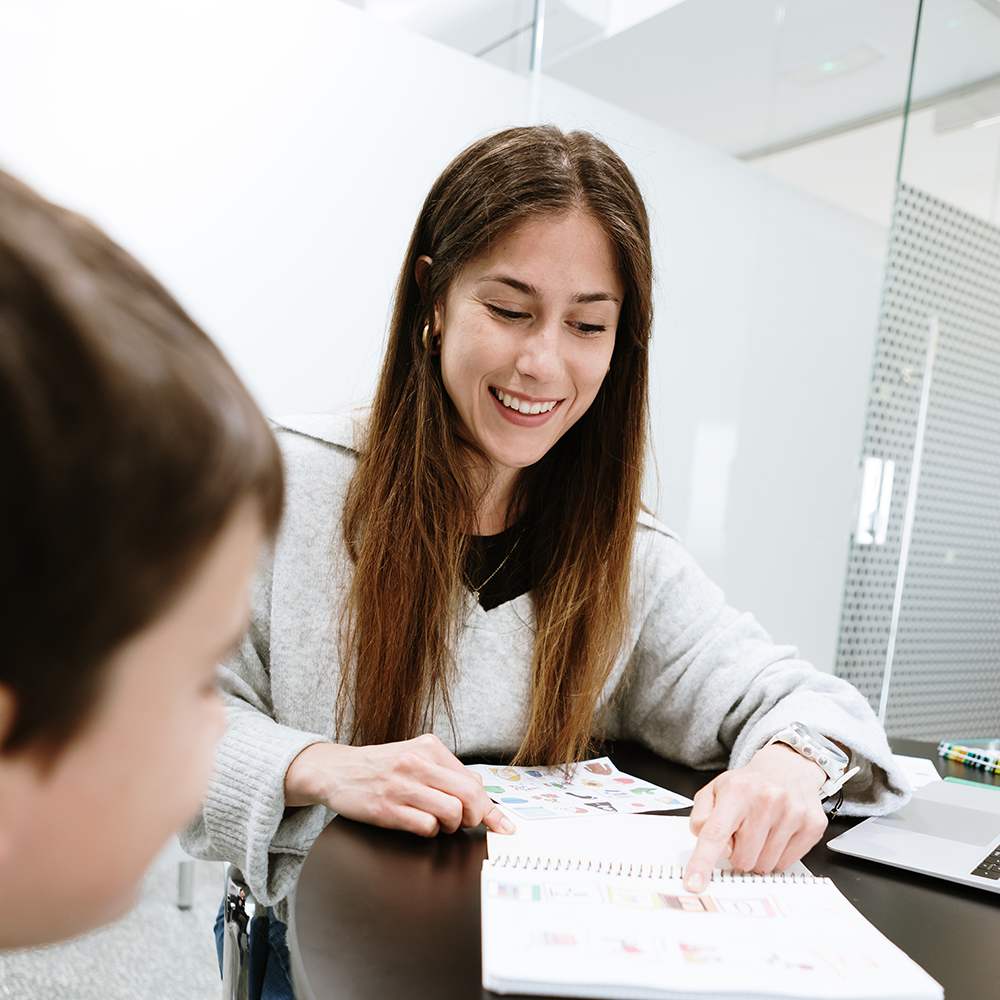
top-left (487, 855), bottom-right (822, 883)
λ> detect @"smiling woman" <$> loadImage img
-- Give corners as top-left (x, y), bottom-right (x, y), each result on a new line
top-left (182, 125), bottom-right (909, 1000)
top-left (339, 128), bottom-right (651, 767)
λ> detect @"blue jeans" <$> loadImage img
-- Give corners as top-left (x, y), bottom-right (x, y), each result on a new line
top-left (214, 898), bottom-right (295, 1000)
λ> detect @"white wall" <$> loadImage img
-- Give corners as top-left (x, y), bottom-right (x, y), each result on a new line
top-left (0, 0), bottom-right (887, 673)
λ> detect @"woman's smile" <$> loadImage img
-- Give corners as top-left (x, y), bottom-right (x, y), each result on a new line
top-left (489, 385), bottom-right (561, 420)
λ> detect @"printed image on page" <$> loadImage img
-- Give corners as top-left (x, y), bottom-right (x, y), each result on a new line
top-left (466, 757), bottom-right (693, 820)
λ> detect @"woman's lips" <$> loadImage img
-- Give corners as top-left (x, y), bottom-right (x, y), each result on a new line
top-left (489, 386), bottom-right (562, 425)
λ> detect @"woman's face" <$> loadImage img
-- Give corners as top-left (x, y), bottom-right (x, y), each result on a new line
top-left (433, 209), bottom-right (622, 480)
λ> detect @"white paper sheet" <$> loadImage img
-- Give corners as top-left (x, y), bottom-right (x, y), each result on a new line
top-left (892, 753), bottom-right (942, 790)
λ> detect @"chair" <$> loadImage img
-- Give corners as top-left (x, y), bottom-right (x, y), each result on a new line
top-left (221, 866), bottom-right (254, 1000)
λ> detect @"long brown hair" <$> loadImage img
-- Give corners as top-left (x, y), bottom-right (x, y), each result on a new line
top-left (0, 167), bottom-right (283, 758)
top-left (340, 126), bottom-right (652, 764)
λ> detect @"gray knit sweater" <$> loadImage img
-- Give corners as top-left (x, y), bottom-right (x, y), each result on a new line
top-left (182, 412), bottom-right (909, 911)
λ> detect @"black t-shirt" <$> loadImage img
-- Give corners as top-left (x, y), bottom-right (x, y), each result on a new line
top-left (464, 521), bottom-right (532, 611)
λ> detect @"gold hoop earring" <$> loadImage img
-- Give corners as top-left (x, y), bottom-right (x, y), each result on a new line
top-left (422, 322), bottom-right (441, 355)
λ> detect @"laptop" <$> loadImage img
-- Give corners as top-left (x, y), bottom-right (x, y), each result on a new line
top-left (828, 779), bottom-right (1000, 892)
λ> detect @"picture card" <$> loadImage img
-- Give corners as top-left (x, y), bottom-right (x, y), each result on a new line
top-left (467, 756), bottom-right (694, 821)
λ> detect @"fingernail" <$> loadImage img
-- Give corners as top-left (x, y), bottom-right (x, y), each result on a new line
top-left (500, 816), bottom-right (516, 834)
top-left (686, 873), bottom-right (703, 893)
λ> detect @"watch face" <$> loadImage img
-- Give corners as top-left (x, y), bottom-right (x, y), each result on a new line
top-left (791, 722), bottom-right (848, 766)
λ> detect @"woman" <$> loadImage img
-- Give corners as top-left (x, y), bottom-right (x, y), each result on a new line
top-left (184, 126), bottom-right (907, 996)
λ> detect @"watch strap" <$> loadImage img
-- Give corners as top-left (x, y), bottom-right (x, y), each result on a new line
top-left (765, 723), bottom-right (857, 799)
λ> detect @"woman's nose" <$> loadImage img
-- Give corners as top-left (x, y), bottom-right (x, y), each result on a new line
top-left (514, 320), bottom-right (562, 384)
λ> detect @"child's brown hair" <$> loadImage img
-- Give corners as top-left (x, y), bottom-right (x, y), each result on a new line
top-left (0, 168), bottom-right (284, 758)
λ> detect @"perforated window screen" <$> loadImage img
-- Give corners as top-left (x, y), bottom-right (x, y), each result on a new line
top-left (835, 184), bottom-right (1000, 739)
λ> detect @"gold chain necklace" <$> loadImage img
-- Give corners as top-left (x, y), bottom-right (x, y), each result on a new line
top-left (470, 529), bottom-right (523, 603)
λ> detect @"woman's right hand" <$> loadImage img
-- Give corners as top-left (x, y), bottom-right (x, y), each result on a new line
top-left (283, 733), bottom-right (515, 837)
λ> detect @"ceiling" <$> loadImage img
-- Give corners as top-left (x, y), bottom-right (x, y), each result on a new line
top-left (358, 0), bottom-right (1000, 158)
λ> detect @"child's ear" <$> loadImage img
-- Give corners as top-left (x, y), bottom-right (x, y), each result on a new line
top-left (0, 683), bottom-right (15, 753)
top-left (0, 685), bottom-right (18, 866)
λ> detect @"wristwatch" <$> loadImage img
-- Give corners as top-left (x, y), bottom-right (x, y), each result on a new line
top-left (765, 722), bottom-right (860, 799)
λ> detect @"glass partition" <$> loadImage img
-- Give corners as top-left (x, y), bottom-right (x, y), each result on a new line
top-left (547, 0), bottom-right (922, 225)
top-left (835, 0), bottom-right (1000, 737)
top-left (541, 0), bottom-right (925, 676)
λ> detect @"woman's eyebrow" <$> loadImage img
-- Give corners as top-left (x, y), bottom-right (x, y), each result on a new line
top-left (477, 274), bottom-right (619, 304)
top-left (477, 273), bottom-right (537, 296)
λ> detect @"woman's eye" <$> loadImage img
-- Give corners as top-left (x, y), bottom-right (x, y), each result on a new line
top-left (572, 322), bottom-right (607, 334)
top-left (486, 303), bottom-right (530, 321)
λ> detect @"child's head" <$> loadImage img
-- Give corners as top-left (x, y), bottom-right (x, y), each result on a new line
top-left (0, 168), bottom-right (283, 947)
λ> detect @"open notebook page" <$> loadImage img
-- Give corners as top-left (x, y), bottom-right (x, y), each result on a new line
top-left (487, 813), bottom-right (811, 878)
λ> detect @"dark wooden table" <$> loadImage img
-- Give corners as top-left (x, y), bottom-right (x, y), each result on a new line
top-left (288, 739), bottom-right (1000, 999)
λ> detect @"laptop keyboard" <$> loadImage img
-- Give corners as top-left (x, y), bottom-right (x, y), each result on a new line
top-left (971, 848), bottom-right (1000, 879)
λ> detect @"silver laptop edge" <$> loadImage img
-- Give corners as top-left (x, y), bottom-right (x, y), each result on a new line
top-left (828, 780), bottom-right (1000, 893)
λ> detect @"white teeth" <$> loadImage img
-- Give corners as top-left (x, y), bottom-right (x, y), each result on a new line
top-left (493, 388), bottom-right (557, 414)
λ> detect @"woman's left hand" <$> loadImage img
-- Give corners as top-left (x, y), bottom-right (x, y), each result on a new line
top-left (683, 744), bottom-right (829, 893)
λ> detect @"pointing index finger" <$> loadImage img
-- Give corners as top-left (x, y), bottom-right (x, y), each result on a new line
top-left (684, 805), bottom-right (742, 894)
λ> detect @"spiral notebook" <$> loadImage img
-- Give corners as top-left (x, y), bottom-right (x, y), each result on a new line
top-left (481, 815), bottom-right (942, 1000)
